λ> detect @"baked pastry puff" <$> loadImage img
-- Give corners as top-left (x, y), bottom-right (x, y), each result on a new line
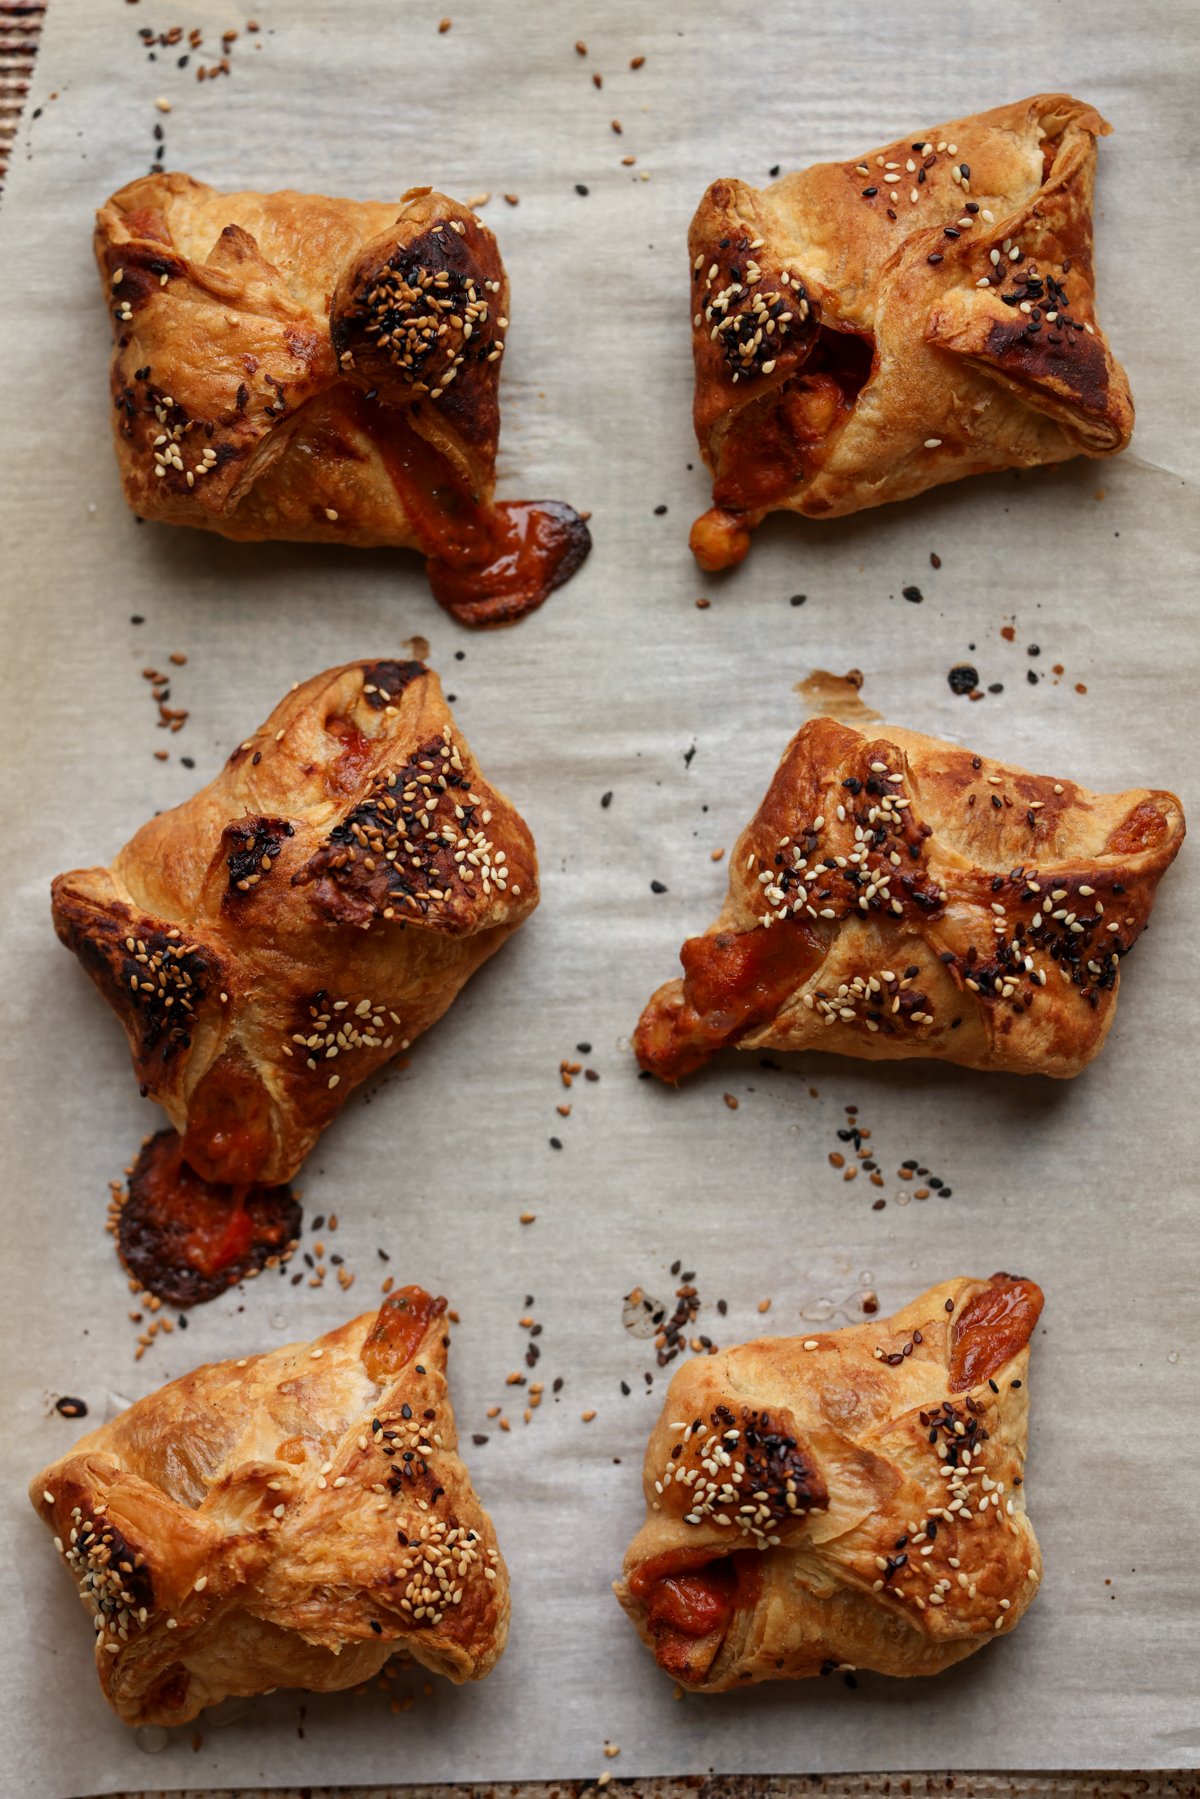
top-left (636, 716), bottom-right (1183, 1082)
top-left (30, 1288), bottom-right (508, 1724)
top-left (616, 1274), bottom-right (1042, 1688)
top-left (97, 173), bottom-right (590, 623)
top-left (51, 658), bottom-right (537, 1300)
top-left (687, 96), bottom-right (1134, 570)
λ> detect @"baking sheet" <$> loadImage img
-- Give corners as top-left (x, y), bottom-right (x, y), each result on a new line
top-left (1, 0), bottom-right (1198, 1793)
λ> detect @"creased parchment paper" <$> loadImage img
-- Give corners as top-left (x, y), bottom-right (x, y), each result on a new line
top-left (0, 1), bottom-right (1197, 1793)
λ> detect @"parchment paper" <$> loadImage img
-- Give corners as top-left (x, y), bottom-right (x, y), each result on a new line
top-left (1, 1), bottom-right (1197, 1794)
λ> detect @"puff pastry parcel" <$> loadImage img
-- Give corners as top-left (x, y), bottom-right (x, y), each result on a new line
top-left (51, 658), bottom-right (537, 1298)
top-left (97, 173), bottom-right (590, 623)
top-left (636, 717), bottom-right (1183, 1082)
top-left (688, 95), bottom-right (1133, 570)
top-left (30, 1288), bottom-right (508, 1724)
top-left (616, 1274), bottom-right (1042, 1687)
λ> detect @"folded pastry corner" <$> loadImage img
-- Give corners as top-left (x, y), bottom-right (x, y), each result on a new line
top-left (51, 657), bottom-right (538, 1299)
top-left (30, 1288), bottom-right (508, 1724)
top-left (616, 1274), bottom-right (1043, 1688)
top-left (97, 173), bottom-right (590, 623)
top-left (688, 95), bottom-right (1133, 570)
top-left (635, 717), bottom-right (1183, 1082)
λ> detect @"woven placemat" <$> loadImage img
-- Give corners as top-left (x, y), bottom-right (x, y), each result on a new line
top-left (0, 8), bottom-right (1191, 1799)
top-left (82, 1779), bottom-right (1200, 1798)
top-left (0, 0), bottom-right (43, 186)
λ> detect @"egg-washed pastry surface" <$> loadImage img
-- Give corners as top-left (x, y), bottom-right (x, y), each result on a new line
top-left (97, 174), bottom-right (590, 624)
top-left (30, 1288), bottom-right (508, 1725)
top-left (636, 716), bottom-right (1183, 1082)
top-left (51, 658), bottom-right (537, 1300)
top-left (616, 1273), bottom-right (1042, 1688)
top-left (688, 95), bottom-right (1133, 571)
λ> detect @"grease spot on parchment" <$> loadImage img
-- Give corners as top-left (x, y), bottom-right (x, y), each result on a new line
top-left (622, 1287), bottom-right (665, 1339)
top-left (405, 634), bottom-right (432, 663)
top-left (794, 668), bottom-right (882, 725)
top-left (797, 1273), bottom-right (877, 1326)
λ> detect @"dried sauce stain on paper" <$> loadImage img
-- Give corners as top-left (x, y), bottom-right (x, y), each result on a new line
top-left (794, 668), bottom-right (882, 725)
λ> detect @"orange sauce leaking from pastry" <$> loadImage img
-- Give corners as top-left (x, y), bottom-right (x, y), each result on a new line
top-left (361, 1285), bottom-right (447, 1380)
top-left (119, 1129), bottom-right (300, 1308)
top-left (629, 1549), bottom-right (759, 1678)
top-left (949, 1274), bottom-right (1044, 1391)
top-left (694, 328), bottom-right (873, 567)
top-left (427, 499), bottom-right (592, 628)
top-left (1105, 798), bottom-right (1172, 855)
top-left (635, 922), bottom-right (821, 1082)
top-left (182, 1048), bottom-right (274, 1187)
top-left (325, 714), bottom-right (376, 786)
top-left (645, 1565), bottom-right (736, 1638)
top-left (341, 390), bottom-right (591, 627)
top-left (713, 329), bottom-right (873, 511)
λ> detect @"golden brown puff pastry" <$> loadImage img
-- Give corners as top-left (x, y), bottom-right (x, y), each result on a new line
top-left (30, 1287), bottom-right (508, 1725)
top-left (96, 173), bottom-right (590, 624)
top-left (687, 96), bottom-right (1134, 571)
top-left (51, 656), bottom-right (536, 1203)
top-left (616, 1273), bottom-right (1043, 1689)
top-left (636, 717), bottom-right (1183, 1082)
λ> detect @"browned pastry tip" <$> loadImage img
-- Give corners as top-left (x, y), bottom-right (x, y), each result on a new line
top-left (30, 1289), bottom-right (509, 1723)
top-left (634, 716), bottom-right (1183, 1082)
top-left (687, 95), bottom-right (1134, 565)
top-left (95, 173), bottom-right (590, 622)
top-left (616, 1274), bottom-right (1043, 1689)
top-left (52, 658), bottom-right (539, 1209)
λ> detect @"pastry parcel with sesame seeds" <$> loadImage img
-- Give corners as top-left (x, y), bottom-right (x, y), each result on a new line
top-left (96, 173), bottom-right (590, 624)
top-left (635, 716), bottom-right (1183, 1082)
top-left (30, 1287), bottom-right (509, 1725)
top-left (51, 658), bottom-right (538, 1301)
top-left (687, 95), bottom-right (1134, 571)
top-left (616, 1273), bottom-right (1043, 1688)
